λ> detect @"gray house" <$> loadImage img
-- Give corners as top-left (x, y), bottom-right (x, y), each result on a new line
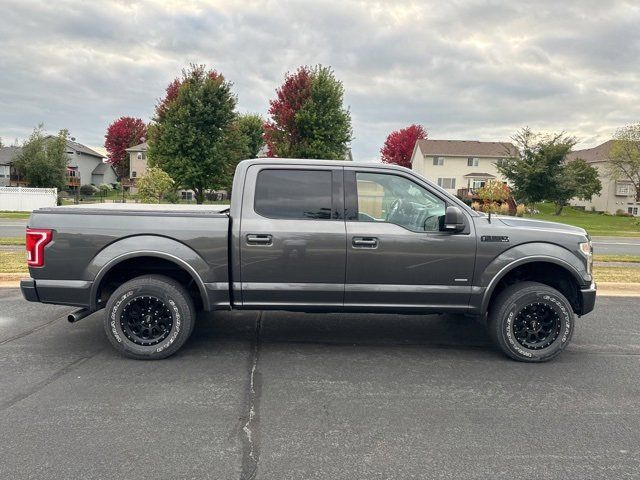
top-left (0, 146), bottom-right (21, 187)
top-left (63, 138), bottom-right (117, 188)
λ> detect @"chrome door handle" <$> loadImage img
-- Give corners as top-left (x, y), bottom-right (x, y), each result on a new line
top-left (246, 234), bottom-right (273, 245)
top-left (352, 237), bottom-right (378, 248)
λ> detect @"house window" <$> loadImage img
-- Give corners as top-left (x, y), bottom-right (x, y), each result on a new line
top-left (137, 153), bottom-right (142, 160)
top-left (132, 171), bottom-right (137, 178)
top-left (437, 177), bottom-right (456, 189)
top-left (629, 207), bottom-right (638, 216)
top-left (0, 165), bottom-right (9, 178)
top-left (496, 158), bottom-right (506, 167)
top-left (181, 191), bottom-right (193, 201)
top-left (467, 157), bottom-right (479, 167)
top-left (470, 179), bottom-right (486, 189)
top-left (616, 182), bottom-right (632, 196)
top-left (433, 157), bottom-right (444, 166)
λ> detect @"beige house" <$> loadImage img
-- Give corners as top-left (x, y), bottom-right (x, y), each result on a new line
top-left (124, 141), bottom-right (149, 192)
top-left (410, 139), bottom-right (518, 195)
top-left (568, 140), bottom-right (639, 216)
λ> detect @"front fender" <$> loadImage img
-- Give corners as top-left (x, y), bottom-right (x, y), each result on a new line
top-left (87, 235), bottom-right (214, 311)
top-left (477, 242), bottom-right (591, 313)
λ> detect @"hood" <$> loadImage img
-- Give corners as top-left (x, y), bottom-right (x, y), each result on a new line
top-left (496, 216), bottom-right (587, 236)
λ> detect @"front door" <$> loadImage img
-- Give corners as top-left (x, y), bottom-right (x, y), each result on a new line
top-left (344, 168), bottom-right (476, 312)
top-left (239, 165), bottom-right (346, 308)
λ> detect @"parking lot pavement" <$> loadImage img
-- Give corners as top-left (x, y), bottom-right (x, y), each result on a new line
top-left (1, 289), bottom-right (639, 479)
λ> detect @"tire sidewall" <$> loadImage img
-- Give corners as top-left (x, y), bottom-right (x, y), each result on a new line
top-left (499, 289), bottom-right (573, 361)
top-left (105, 281), bottom-right (191, 359)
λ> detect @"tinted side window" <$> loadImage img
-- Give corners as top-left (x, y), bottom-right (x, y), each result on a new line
top-left (255, 169), bottom-right (332, 220)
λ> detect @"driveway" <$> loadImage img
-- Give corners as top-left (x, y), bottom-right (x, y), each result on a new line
top-left (1, 288), bottom-right (639, 479)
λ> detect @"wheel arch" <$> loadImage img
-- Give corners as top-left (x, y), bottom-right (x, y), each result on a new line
top-left (481, 255), bottom-right (587, 315)
top-left (87, 235), bottom-right (213, 311)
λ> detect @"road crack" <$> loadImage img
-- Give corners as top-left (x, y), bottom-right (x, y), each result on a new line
top-left (240, 311), bottom-right (263, 480)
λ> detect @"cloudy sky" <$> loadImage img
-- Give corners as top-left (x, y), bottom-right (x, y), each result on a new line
top-left (0, 0), bottom-right (638, 160)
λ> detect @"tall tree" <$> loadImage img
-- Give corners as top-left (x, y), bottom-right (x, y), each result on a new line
top-left (608, 124), bottom-right (640, 201)
top-left (550, 158), bottom-right (602, 215)
top-left (380, 124), bottom-right (427, 168)
top-left (264, 65), bottom-right (352, 159)
top-left (147, 65), bottom-right (238, 204)
top-left (13, 125), bottom-right (68, 189)
top-left (219, 113), bottom-right (265, 192)
top-left (0, 137), bottom-right (4, 148)
top-left (104, 117), bottom-right (147, 178)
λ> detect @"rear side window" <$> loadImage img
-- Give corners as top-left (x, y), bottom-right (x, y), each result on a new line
top-left (255, 169), bottom-right (332, 220)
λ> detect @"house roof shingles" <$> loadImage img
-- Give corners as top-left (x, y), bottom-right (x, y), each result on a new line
top-left (565, 140), bottom-right (615, 163)
top-left (126, 141), bottom-right (148, 153)
top-left (416, 139), bottom-right (518, 158)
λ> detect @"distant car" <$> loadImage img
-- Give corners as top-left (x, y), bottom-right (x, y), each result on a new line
top-left (21, 158), bottom-right (595, 361)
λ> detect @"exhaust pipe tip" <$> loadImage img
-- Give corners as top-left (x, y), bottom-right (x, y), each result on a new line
top-left (68, 308), bottom-right (91, 323)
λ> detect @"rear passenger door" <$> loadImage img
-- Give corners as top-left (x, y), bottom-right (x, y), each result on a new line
top-left (239, 165), bottom-right (346, 308)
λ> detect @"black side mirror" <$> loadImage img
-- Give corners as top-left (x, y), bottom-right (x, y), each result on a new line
top-left (441, 206), bottom-right (465, 232)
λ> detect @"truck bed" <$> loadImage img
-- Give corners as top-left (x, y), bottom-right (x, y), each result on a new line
top-left (26, 205), bottom-right (231, 310)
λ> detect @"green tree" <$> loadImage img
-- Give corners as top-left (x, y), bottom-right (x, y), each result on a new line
top-left (147, 65), bottom-right (238, 204)
top-left (608, 124), bottom-right (640, 201)
top-left (0, 137), bottom-right (4, 148)
top-left (551, 158), bottom-right (602, 215)
top-left (13, 125), bottom-right (68, 189)
top-left (137, 167), bottom-right (175, 204)
top-left (264, 65), bottom-right (352, 159)
top-left (218, 113), bottom-right (265, 192)
top-left (498, 128), bottom-right (572, 208)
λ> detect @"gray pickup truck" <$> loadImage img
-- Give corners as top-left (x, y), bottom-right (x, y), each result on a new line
top-left (21, 158), bottom-right (596, 362)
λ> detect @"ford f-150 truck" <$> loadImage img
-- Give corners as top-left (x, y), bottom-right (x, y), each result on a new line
top-left (21, 159), bottom-right (596, 362)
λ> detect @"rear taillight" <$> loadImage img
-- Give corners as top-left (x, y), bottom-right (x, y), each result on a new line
top-left (26, 229), bottom-right (53, 267)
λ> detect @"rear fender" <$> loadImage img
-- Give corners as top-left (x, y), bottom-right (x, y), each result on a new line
top-left (87, 235), bottom-right (213, 311)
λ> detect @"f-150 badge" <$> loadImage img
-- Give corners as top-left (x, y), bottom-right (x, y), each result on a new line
top-left (481, 235), bottom-right (510, 242)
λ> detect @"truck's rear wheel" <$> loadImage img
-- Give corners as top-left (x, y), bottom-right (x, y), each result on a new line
top-left (488, 281), bottom-right (574, 362)
top-left (104, 275), bottom-right (195, 360)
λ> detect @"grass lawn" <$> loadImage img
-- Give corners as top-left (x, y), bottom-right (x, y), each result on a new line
top-left (0, 237), bottom-right (25, 246)
top-left (525, 203), bottom-right (640, 237)
top-left (0, 252), bottom-right (27, 273)
top-left (0, 211), bottom-right (30, 219)
top-left (594, 254), bottom-right (640, 263)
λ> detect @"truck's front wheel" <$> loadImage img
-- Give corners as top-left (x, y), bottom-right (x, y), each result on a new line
top-left (488, 281), bottom-right (574, 362)
top-left (104, 275), bottom-right (195, 360)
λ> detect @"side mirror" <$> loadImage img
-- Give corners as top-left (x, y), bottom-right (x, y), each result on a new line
top-left (441, 206), bottom-right (465, 232)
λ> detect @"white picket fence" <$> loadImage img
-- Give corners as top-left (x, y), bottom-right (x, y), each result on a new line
top-left (0, 187), bottom-right (58, 211)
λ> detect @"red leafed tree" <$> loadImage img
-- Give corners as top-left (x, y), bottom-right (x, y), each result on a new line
top-left (104, 117), bottom-right (147, 178)
top-left (380, 124), bottom-right (428, 168)
top-left (263, 66), bottom-right (313, 157)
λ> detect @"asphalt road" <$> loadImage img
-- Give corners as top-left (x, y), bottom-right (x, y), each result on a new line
top-left (0, 219), bottom-right (26, 238)
top-left (1, 289), bottom-right (639, 479)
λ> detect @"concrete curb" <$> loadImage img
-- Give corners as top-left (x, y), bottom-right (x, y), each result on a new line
top-left (1, 274), bottom-right (639, 297)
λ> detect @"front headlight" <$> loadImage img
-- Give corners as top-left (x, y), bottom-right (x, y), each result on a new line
top-left (579, 241), bottom-right (593, 274)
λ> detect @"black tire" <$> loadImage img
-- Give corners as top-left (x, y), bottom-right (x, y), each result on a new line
top-left (103, 275), bottom-right (195, 360)
top-left (487, 281), bottom-right (574, 362)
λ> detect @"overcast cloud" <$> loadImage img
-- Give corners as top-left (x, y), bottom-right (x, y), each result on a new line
top-left (0, 0), bottom-right (638, 160)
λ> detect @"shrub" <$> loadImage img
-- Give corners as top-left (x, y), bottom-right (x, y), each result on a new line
top-left (615, 209), bottom-right (630, 217)
top-left (163, 191), bottom-right (179, 204)
top-left (516, 204), bottom-right (525, 217)
top-left (113, 182), bottom-right (122, 192)
top-left (499, 202), bottom-right (510, 215)
top-left (471, 201), bottom-right (481, 211)
top-left (476, 181), bottom-right (510, 203)
top-left (80, 184), bottom-right (99, 196)
top-left (99, 183), bottom-right (113, 194)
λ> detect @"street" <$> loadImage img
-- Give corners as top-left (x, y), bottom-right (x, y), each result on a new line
top-left (0, 288), bottom-right (639, 479)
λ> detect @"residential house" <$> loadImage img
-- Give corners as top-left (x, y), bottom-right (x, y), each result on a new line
top-left (410, 139), bottom-right (518, 195)
top-left (124, 141), bottom-right (149, 192)
top-left (63, 137), bottom-right (117, 189)
top-left (0, 146), bottom-right (21, 187)
top-left (568, 140), bottom-right (639, 216)
top-left (124, 142), bottom-right (200, 201)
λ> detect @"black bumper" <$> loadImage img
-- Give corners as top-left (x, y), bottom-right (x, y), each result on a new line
top-left (20, 278), bottom-right (39, 302)
top-left (579, 282), bottom-right (596, 315)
